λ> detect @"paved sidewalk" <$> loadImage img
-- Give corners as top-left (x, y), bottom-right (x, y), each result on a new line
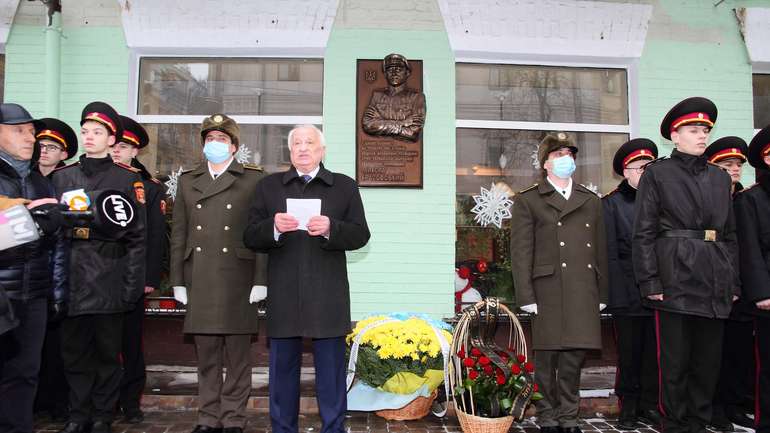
top-left (33, 410), bottom-right (756, 433)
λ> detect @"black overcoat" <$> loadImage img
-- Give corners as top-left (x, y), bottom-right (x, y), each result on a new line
top-left (602, 179), bottom-right (651, 316)
top-left (632, 150), bottom-right (739, 319)
top-left (734, 175), bottom-right (770, 318)
top-left (243, 164), bottom-right (370, 339)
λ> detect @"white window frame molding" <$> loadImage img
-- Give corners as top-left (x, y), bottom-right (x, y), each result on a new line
top-left (126, 50), bottom-right (324, 128)
top-left (454, 57), bottom-right (638, 139)
top-left (752, 67), bottom-right (770, 138)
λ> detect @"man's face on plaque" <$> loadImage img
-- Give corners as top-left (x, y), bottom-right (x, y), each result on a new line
top-left (289, 127), bottom-right (325, 173)
top-left (385, 63), bottom-right (410, 87)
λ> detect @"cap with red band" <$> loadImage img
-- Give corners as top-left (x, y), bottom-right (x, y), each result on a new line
top-left (660, 97), bottom-right (718, 140)
top-left (704, 136), bottom-right (747, 164)
top-left (118, 115), bottom-right (149, 149)
top-left (35, 117), bottom-right (78, 159)
top-left (748, 125), bottom-right (770, 169)
top-left (612, 138), bottom-right (658, 176)
top-left (80, 102), bottom-right (123, 139)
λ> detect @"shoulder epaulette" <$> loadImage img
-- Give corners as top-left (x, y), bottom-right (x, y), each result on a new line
top-left (149, 177), bottom-right (161, 184)
top-left (243, 163), bottom-right (264, 171)
top-left (518, 183), bottom-right (538, 194)
top-left (114, 161), bottom-right (141, 173)
top-left (602, 188), bottom-right (619, 199)
top-left (578, 184), bottom-right (602, 197)
top-left (53, 161), bottom-right (80, 172)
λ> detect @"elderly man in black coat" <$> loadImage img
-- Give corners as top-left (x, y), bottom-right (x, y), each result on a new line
top-left (243, 124), bottom-right (370, 433)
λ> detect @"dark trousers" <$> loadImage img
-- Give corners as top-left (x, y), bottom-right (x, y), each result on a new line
top-left (614, 315), bottom-right (658, 413)
top-left (194, 334), bottom-right (252, 429)
top-left (35, 320), bottom-right (69, 416)
top-left (269, 337), bottom-right (346, 433)
top-left (60, 313), bottom-right (123, 424)
top-left (533, 349), bottom-right (586, 428)
top-left (0, 297), bottom-right (47, 433)
top-left (713, 319), bottom-right (755, 416)
top-left (756, 317), bottom-right (770, 433)
top-left (119, 297), bottom-right (146, 415)
top-left (655, 310), bottom-right (724, 433)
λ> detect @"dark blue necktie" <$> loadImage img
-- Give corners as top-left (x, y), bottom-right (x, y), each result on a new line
top-left (301, 174), bottom-right (312, 184)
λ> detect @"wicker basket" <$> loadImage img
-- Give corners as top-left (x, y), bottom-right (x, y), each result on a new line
top-left (375, 390), bottom-right (438, 420)
top-left (456, 408), bottom-right (514, 433)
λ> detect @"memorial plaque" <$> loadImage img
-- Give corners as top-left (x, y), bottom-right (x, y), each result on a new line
top-left (356, 54), bottom-right (425, 188)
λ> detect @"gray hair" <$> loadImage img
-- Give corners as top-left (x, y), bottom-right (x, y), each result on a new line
top-left (287, 124), bottom-right (326, 149)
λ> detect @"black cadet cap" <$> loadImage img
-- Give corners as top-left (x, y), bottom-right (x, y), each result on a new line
top-left (118, 115), bottom-right (149, 149)
top-left (748, 125), bottom-right (770, 169)
top-left (36, 118), bottom-right (78, 159)
top-left (704, 136), bottom-right (747, 164)
top-left (81, 101), bottom-right (123, 139)
top-left (660, 97), bottom-right (717, 140)
top-left (612, 138), bottom-right (658, 176)
top-left (0, 103), bottom-right (43, 128)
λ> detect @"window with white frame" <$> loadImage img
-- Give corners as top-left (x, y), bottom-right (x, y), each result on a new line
top-left (134, 57), bottom-right (323, 181)
top-left (754, 73), bottom-right (770, 130)
top-left (455, 63), bottom-right (630, 304)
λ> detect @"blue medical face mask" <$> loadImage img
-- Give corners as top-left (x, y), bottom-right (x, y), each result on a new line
top-left (551, 154), bottom-right (576, 179)
top-left (203, 140), bottom-right (231, 164)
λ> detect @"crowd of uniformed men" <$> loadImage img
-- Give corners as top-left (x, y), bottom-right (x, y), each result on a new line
top-left (0, 94), bottom-right (769, 433)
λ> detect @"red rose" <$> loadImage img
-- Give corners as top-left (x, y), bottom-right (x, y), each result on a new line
top-left (496, 367), bottom-right (503, 376)
top-left (468, 370), bottom-right (479, 380)
top-left (470, 347), bottom-right (482, 357)
top-left (457, 349), bottom-right (466, 359)
top-left (482, 365), bottom-right (494, 375)
top-left (477, 260), bottom-right (488, 273)
top-left (496, 375), bottom-right (506, 385)
top-left (524, 362), bottom-right (535, 373)
top-left (500, 353), bottom-right (509, 362)
top-left (517, 354), bottom-right (527, 363)
top-left (533, 383), bottom-right (539, 392)
top-left (478, 356), bottom-right (491, 366)
top-left (463, 358), bottom-right (475, 368)
top-left (511, 364), bottom-right (521, 375)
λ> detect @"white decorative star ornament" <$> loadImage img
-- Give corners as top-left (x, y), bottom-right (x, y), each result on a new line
top-left (470, 183), bottom-right (514, 229)
top-left (165, 166), bottom-right (184, 201)
top-left (235, 144), bottom-right (253, 164)
top-left (530, 146), bottom-right (540, 169)
top-left (583, 182), bottom-right (601, 197)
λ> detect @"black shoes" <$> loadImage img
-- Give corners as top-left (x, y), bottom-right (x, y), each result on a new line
top-left (191, 426), bottom-right (223, 433)
top-left (57, 422), bottom-right (91, 433)
top-left (540, 427), bottom-right (562, 433)
top-left (561, 427), bottom-right (583, 433)
top-left (91, 421), bottom-right (111, 433)
top-left (617, 402), bottom-right (640, 430)
top-left (637, 408), bottom-right (662, 426)
top-left (725, 406), bottom-right (755, 429)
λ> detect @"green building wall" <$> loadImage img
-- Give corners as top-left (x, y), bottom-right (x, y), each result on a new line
top-left (2, 0), bottom-right (766, 320)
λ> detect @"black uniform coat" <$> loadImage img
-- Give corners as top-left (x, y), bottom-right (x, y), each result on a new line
top-left (603, 180), bottom-right (651, 316)
top-left (0, 158), bottom-right (67, 303)
top-left (51, 156), bottom-right (146, 316)
top-left (734, 175), bottom-right (770, 318)
top-left (243, 164), bottom-right (370, 339)
top-left (511, 180), bottom-right (609, 350)
top-left (632, 150), bottom-right (739, 319)
top-left (133, 159), bottom-right (166, 288)
top-left (169, 160), bottom-right (267, 334)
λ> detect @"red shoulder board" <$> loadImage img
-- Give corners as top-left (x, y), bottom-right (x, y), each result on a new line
top-left (114, 161), bottom-right (140, 173)
top-left (602, 188), bottom-right (619, 199)
top-left (53, 161), bottom-right (80, 172)
top-left (150, 177), bottom-right (161, 184)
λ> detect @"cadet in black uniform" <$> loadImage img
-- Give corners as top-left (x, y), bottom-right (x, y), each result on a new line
top-left (33, 117), bottom-right (78, 422)
top-left (603, 138), bottom-right (660, 429)
top-left (52, 102), bottom-right (146, 433)
top-left (735, 125), bottom-right (770, 433)
top-left (703, 137), bottom-right (755, 430)
top-left (632, 97), bottom-right (739, 433)
top-left (111, 115), bottom-right (166, 424)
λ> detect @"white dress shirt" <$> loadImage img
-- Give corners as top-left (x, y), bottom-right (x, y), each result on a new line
top-left (547, 176), bottom-right (573, 200)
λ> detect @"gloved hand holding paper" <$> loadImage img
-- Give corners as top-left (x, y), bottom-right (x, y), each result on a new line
top-left (286, 198), bottom-right (322, 231)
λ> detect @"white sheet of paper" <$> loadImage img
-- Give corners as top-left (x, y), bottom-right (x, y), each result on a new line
top-left (286, 198), bottom-right (322, 231)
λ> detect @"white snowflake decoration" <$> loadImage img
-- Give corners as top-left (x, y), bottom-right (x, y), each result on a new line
top-left (165, 166), bottom-right (184, 201)
top-left (470, 183), bottom-right (514, 229)
top-left (235, 144), bottom-right (253, 164)
top-left (530, 146), bottom-right (540, 169)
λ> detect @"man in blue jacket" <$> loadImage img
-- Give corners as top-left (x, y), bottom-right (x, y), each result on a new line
top-left (0, 103), bottom-right (67, 433)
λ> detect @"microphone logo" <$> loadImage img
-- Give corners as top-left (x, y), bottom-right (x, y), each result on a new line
top-left (101, 194), bottom-right (134, 227)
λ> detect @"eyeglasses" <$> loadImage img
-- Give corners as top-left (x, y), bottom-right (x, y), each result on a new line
top-left (40, 144), bottom-right (64, 152)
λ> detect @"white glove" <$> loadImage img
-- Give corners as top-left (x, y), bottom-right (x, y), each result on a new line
top-left (173, 286), bottom-right (188, 305)
top-left (249, 285), bottom-right (267, 304)
top-left (599, 303), bottom-right (607, 311)
top-left (520, 303), bottom-right (538, 315)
